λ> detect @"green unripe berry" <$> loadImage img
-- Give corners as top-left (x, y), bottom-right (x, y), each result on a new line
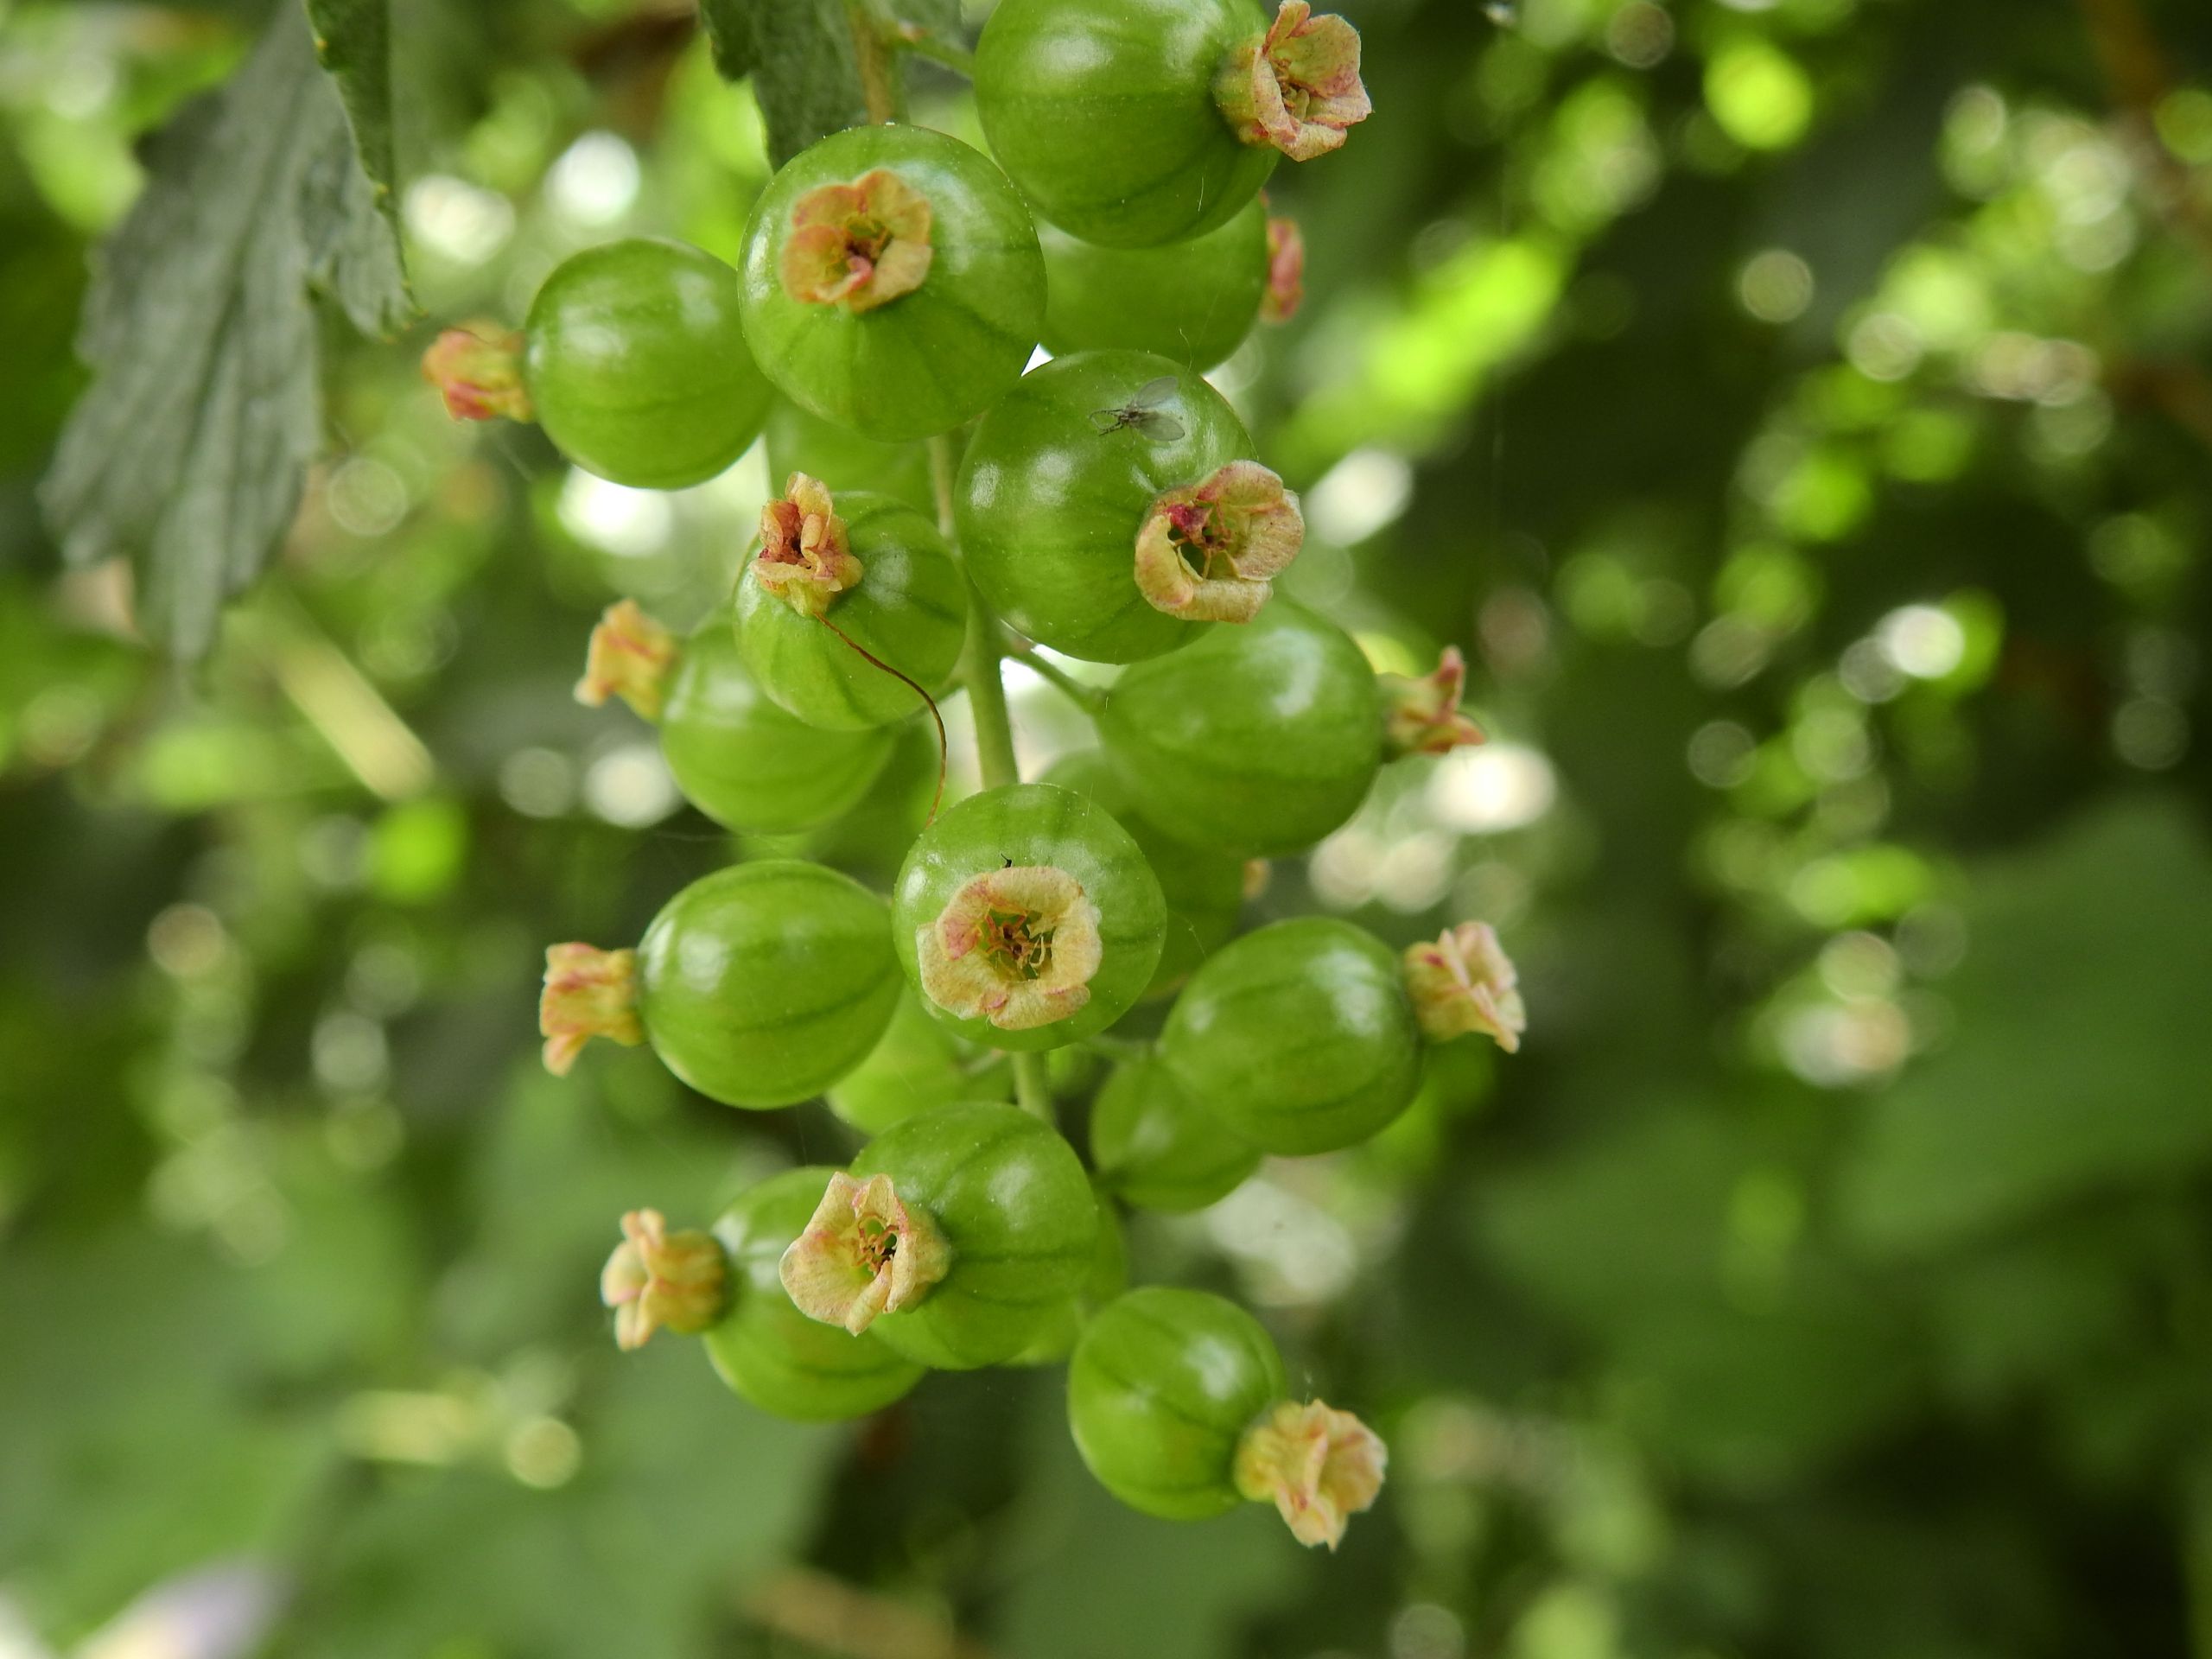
top-left (893, 783), bottom-right (1167, 1052)
top-left (827, 990), bottom-right (1012, 1135)
top-left (783, 1101), bottom-right (1101, 1370)
top-left (765, 398), bottom-right (936, 518)
top-left (1009, 1192), bottom-right (1130, 1365)
top-left (734, 480), bottom-right (966, 731)
top-left (976, 0), bottom-right (1280, 249)
top-left (703, 1167), bottom-right (925, 1421)
top-left (541, 861), bottom-right (900, 1108)
top-left (1045, 748), bottom-right (1243, 1000)
top-left (1098, 597), bottom-right (1381, 857)
top-left (522, 238), bottom-right (772, 489)
top-left (739, 125), bottom-right (1046, 442)
top-left (1160, 918), bottom-right (1420, 1154)
top-left (1039, 200), bottom-right (1268, 369)
top-left (1090, 1052), bottom-right (1261, 1212)
top-left (1066, 1287), bottom-right (1286, 1519)
top-left (958, 351), bottom-right (1299, 664)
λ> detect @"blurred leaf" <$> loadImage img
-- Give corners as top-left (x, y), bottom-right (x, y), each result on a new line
top-left (38, 5), bottom-right (410, 658)
top-left (700, 0), bottom-right (968, 166)
top-left (304, 0), bottom-right (402, 217)
top-left (1840, 800), bottom-right (2212, 1255)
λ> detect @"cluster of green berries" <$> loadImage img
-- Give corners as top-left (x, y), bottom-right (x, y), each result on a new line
top-left (429, 0), bottom-right (1525, 1551)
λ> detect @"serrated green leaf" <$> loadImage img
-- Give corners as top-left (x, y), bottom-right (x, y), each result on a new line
top-left (38, 5), bottom-right (410, 660)
top-left (700, 0), bottom-right (969, 167)
top-left (304, 0), bottom-right (400, 219)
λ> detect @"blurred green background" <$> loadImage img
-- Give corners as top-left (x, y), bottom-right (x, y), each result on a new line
top-left (3, 0), bottom-right (2211, 1654)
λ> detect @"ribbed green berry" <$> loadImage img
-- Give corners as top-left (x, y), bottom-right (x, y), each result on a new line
top-left (1090, 1052), bottom-right (1261, 1211)
top-left (765, 398), bottom-right (936, 518)
top-left (1039, 199), bottom-right (1268, 369)
top-left (826, 990), bottom-right (1012, 1135)
top-left (635, 861), bottom-right (901, 1108)
top-left (703, 1167), bottom-right (925, 1421)
top-left (523, 238), bottom-right (772, 489)
top-left (1160, 918), bottom-right (1420, 1154)
top-left (739, 125), bottom-right (1046, 441)
top-left (735, 490), bottom-right (966, 731)
top-left (1067, 1287), bottom-right (1285, 1519)
top-left (1098, 597), bottom-right (1381, 857)
top-left (1045, 749), bottom-right (1243, 999)
top-left (854, 1100), bottom-right (1101, 1369)
top-left (1010, 1192), bottom-right (1130, 1365)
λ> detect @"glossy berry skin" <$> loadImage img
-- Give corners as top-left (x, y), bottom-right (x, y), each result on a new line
top-left (1098, 597), bottom-right (1381, 856)
top-left (1010, 1191), bottom-right (1129, 1365)
top-left (703, 1166), bottom-right (925, 1421)
top-left (524, 238), bottom-right (772, 490)
top-left (1160, 918), bottom-right (1421, 1155)
top-left (826, 990), bottom-right (1012, 1135)
top-left (1039, 199), bottom-right (1268, 370)
top-left (976, 0), bottom-right (1277, 249)
top-left (855, 1100), bottom-right (1100, 1369)
top-left (958, 351), bottom-right (1255, 664)
top-left (893, 783), bottom-right (1167, 1052)
top-left (739, 125), bottom-right (1046, 442)
top-left (735, 493), bottom-right (967, 730)
top-left (765, 399), bottom-right (936, 518)
top-left (660, 626), bottom-right (892, 832)
top-left (1090, 1052), bottom-right (1262, 1212)
top-left (1045, 749), bottom-right (1243, 999)
top-left (638, 861), bottom-right (900, 1108)
top-left (1067, 1287), bottom-right (1286, 1519)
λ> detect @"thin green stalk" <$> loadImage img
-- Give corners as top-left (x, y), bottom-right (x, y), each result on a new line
top-left (846, 0), bottom-right (906, 124)
top-left (1007, 646), bottom-right (1106, 715)
top-left (931, 434), bottom-right (1055, 1122)
top-left (893, 27), bottom-right (976, 78)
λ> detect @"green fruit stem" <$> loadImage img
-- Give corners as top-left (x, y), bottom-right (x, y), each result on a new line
top-left (1008, 647), bottom-right (1105, 714)
top-left (932, 428), bottom-right (1056, 1122)
top-left (846, 0), bottom-right (906, 123)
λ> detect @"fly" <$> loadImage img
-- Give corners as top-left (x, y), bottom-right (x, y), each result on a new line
top-left (1088, 376), bottom-right (1185, 442)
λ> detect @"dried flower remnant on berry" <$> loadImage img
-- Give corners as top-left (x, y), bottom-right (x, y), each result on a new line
top-left (779, 1172), bottom-right (951, 1334)
top-left (601, 1209), bottom-right (728, 1350)
top-left (539, 943), bottom-right (644, 1074)
top-left (1381, 646), bottom-right (1486, 758)
top-left (422, 324), bottom-right (531, 423)
top-left (779, 169), bottom-right (935, 314)
top-left (575, 600), bottom-right (679, 721)
top-left (1217, 3), bottom-right (1372, 163)
top-left (1135, 461), bottom-right (1304, 623)
top-left (1262, 216), bottom-right (1306, 325)
top-left (1234, 1398), bottom-right (1388, 1549)
top-left (1402, 922), bottom-right (1525, 1052)
top-left (756, 473), bottom-right (864, 619)
top-left (917, 864), bottom-right (1104, 1031)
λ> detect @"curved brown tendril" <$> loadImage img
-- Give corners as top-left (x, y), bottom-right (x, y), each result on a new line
top-left (815, 614), bottom-right (948, 826)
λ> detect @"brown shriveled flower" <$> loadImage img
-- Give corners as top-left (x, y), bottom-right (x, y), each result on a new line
top-left (1261, 215), bottom-right (1306, 325)
top-left (421, 324), bottom-right (531, 423)
top-left (1380, 645), bottom-right (1486, 758)
top-left (1402, 922), bottom-right (1525, 1052)
top-left (1134, 461), bottom-right (1305, 623)
top-left (1216, 2), bottom-right (1372, 164)
top-left (755, 473), bottom-right (864, 619)
top-left (575, 600), bottom-right (679, 721)
top-left (778, 1172), bottom-right (951, 1335)
top-left (1234, 1399), bottom-right (1388, 1550)
top-left (779, 168), bottom-right (935, 314)
top-left (915, 865), bottom-right (1103, 1032)
top-left (539, 943), bottom-right (645, 1075)
top-left (600, 1209), bottom-right (728, 1351)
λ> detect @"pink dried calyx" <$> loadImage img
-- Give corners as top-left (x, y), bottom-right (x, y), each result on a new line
top-left (756, 473), bottom-right (864, 620)
top-left (422, 323), bottom-right (531, 423)
top-left (1135, 461), bottom-right (1305, 623)
top-left (1216, 2), bottom-right (1373, 164)
top-left (779, 168), bottom-right (935, 314)
top-left (575, 600), bottom-right (679, 721)
top-left (779, 1172), bottom-right (952, 1335)
top-left (539, 943), bottom-right (644, 1075)
top-left (1262, 215), bottom-right (1306, 325)
top-left (601, 1209), bottom-right (728, 1351)
top-left (1402, 922), bottom-right (1525, 1052)
top-left (1381, 646), bottom-right (1486, 758)
top-left (1234, 1399), bottom-right (1388, 1550)
top-left (916, 865), bottom-right (1103, 1033)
